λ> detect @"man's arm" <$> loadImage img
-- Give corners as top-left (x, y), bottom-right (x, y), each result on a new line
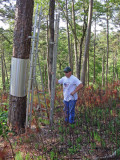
top-left (70, 83), bottom-right (83, 96)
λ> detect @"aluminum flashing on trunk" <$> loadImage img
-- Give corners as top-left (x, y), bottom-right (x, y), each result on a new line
top-left (10, 57), bottom-right (29, 97)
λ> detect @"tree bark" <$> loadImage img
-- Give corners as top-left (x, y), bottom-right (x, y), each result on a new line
top-left (115, 50), bottom-right (118, 81)
top-left (102, 51), bottom-right (105, 87)
top-left (113, 52), bottom-right (115, 81)
top-left (48, 0), bottom-right (55, 94)
top-left (66, 0), bottom-right (72, 70)
top-left (93, 13), bottom-right (96, 84)
top-left (72, 0), bottom-right (78, 77)
top-left (78, 7), bottom-right (87, 80)
top-left (106, 11), bottom-right (109, 86)
top-left (8, 0), bottom-right (34, 133)
top-left (87, 49), bottom-right (89, 86)
top-left (81, 0), bottom-right (93, 85)
top-left (1, 51), bottom-right (6, 91)
top-left (0, 38), bottom-right (6, 91)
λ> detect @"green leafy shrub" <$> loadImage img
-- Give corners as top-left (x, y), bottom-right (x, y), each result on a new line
top-left (0, 111), bottom-right (9, 136)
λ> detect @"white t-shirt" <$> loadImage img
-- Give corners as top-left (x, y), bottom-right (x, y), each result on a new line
top-left (58, 75), bottom-right (82, 101)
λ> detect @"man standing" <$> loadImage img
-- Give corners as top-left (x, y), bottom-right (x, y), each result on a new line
top-left (56, 67), bottom-right (83, 124)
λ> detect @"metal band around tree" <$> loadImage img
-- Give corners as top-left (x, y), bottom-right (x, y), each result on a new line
top-left (10, 57), bottom-right (29, 97)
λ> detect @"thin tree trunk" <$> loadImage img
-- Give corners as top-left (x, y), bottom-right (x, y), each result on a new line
top-left (87, 50), bottom-right (89, 86)
top-left (8, 0), bottom-right (34, 133)
top-left (72, 0), bottom-right (78, 77)
top-left (48, 0), bottom-right (55, 94)
top-left (113, 52), bottom-right (115, 82)
top-left (47, 16), bottom-right (49, 89)
top-left (43, 51), bottom-right (47, 89)
top-left (2, 51), bottom-right (9, 84)
top-left (115, 50), bottom-right (118, 81)
top-left (70, 35), bottom-right (74, 72)
top-left (106, 11), bottom-right (109, 86)
top-left (1, 52), bottom-right (6, 91)
top-left (81, 0), bottom-right (93, 85)
top-left (116, 34), bottom-right (119, 79)
top-left (93, 13), bottom-right (96, 83)
top-left (78, 7), bottom-right (87, 80)
top-left (102, 51), bottom-right (105, 87)
top-left (66, 0), bottom-right (72, 69)
top-left (0, 39), bottom-right (6, 91)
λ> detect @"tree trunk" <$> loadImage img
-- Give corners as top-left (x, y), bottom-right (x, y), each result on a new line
top-left (48, 0), bottom-right (55, 94)
top-left (0, 38), bottom-right (6, 91)
top-left (66, 0), bottom-right (72, 70)
top-left (70, 35), bottom-right (74, 72)
top-left (106, 10), bottom-right (109, 86)
top-left (1, 51), bottom-right (6, 91)
top-left (116, 34), bottom-right (119, 79)
top-left (46, 16), bottom-right (49, 89)
top-left (2, 51), bottom-right (9, 84)
top-left (93, 13), bottom-right (96, 84)
top-left (115, 50), bottom-right (118, 81)
top-left (78, 7), bottom-right (87, 80)
top-left (43, 51), bottom-right (47, 90)
top-left (87, 50), bottom-right (89, 86)
top-left (8, 0), bottom-right (34, 133)
top-left (81, 0), bottom-right (93, 85)
top-left (102, 51), bottom-right (105, 87)
top-left (113, 52), bottom-right (115, 81)
top-left (72, 0), bottom-right (78, 77)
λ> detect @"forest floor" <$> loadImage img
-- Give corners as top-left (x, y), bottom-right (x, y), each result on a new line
top-left (0, 104), bottom-right (120, 160)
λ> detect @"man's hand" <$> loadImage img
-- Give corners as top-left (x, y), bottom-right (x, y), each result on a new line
top-left (70, 83), bottom-right (83, 96)
top-left (71, 91), bottom-right (75, 96)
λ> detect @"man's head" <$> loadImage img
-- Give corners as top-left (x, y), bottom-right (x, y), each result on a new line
top-left (64, 66), bottom-right (72, 78)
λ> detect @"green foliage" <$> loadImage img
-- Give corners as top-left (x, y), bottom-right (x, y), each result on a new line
top-left (34, 0), bottom-right (49, 16)
top-left (15, 152), bottom-right (33, 160)
top-left (68, 145), bottom-right (77, 155)
top-left (0, 111), bottom-right (8, 136)
top-left (39, 118), bottom-right (49, 125)
top-left (93, 131), bottom-right (101, 142)
top-left (50, 151), bottom-right (56, 160)
top-left (76, 136), bottom-right (82, 143)
top-left (25, 153), bottom-right (32, 160)
top-left (116, 148), bottom-right (120, 156)
top-left (0, 1), bottom-right (15, 20)
top-left (15, 152), bottom-right (23, 160)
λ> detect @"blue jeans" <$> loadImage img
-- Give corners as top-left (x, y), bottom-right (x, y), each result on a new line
top-left (63, 100), bottom-right (77, 124)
